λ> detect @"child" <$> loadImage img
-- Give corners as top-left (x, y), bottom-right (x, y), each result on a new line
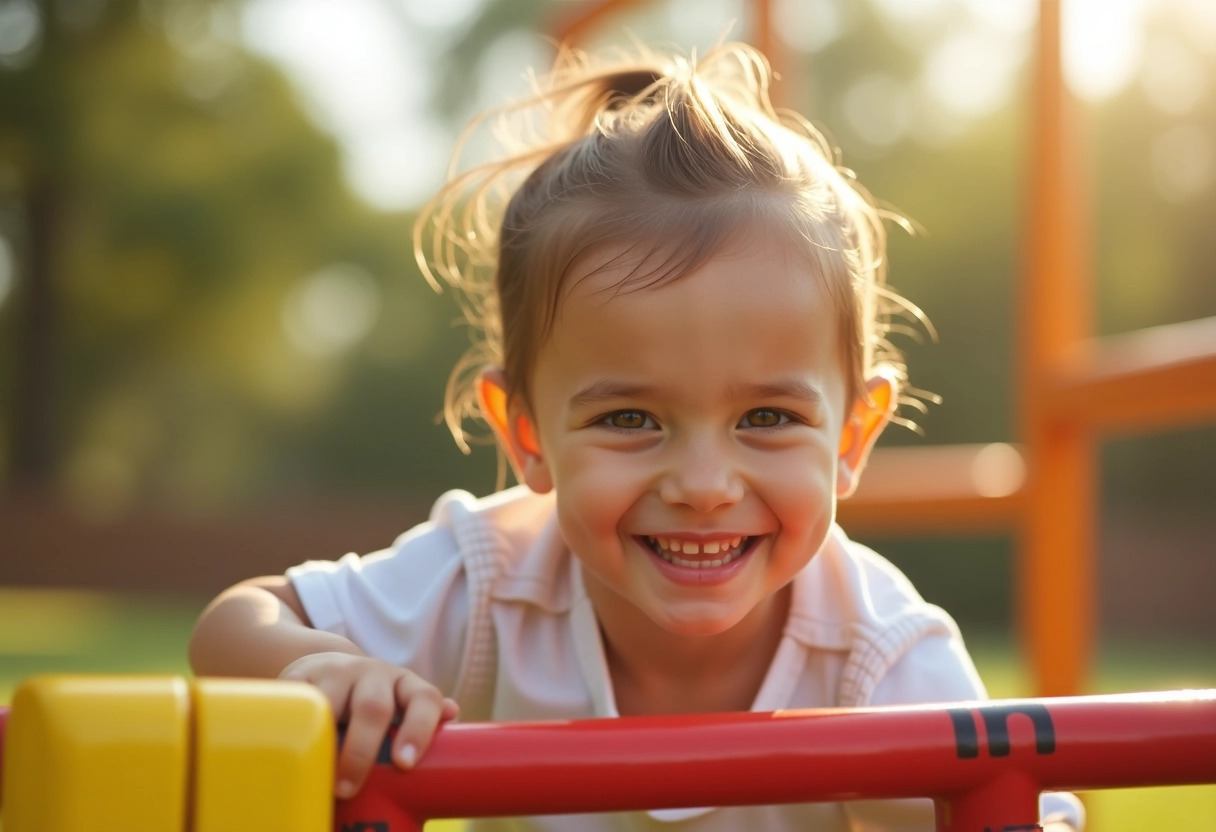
top-left (190, 41), bottom-right (1082, 831)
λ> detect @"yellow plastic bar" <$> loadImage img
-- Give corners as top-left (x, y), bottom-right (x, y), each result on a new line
top-left (0, 674), bottom-right (190, 832)
top-left (190, 677), bottom-right (335, 832)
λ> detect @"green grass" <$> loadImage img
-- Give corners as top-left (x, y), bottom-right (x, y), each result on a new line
top-left (1, 589), bottom-right (1212, 831)
top-left (0, 589), bottom-right (199, 701)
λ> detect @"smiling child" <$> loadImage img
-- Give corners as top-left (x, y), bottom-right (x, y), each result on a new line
top-left (189, 40), bottom-right (1082, 832)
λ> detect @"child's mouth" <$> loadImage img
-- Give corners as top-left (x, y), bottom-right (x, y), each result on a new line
top-left (642, 535), bottom-right (754, 569)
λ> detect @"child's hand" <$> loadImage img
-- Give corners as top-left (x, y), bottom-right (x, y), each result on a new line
top-left (279, 651), bottom-right (460, 798)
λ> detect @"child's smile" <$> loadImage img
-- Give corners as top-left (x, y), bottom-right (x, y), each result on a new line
top-left (504, 232), bottom-right (870, 645)
top-left (640, 534), bottom-right (757, 583)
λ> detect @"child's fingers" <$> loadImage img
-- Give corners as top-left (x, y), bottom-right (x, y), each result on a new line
top-left (309, 675), bottom-right (355, 723)
top-left (390, 675), bottom-right (450, 769)
top-left (280, 654), bottom-right (358, 723)
top-left (1042, 823), bottom-right (1076, 832)
top-left (335, 674), bottom-right (398, 798)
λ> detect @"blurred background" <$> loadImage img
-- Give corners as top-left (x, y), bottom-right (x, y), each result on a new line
top-left (0, 0), bottom-right (1213, 827)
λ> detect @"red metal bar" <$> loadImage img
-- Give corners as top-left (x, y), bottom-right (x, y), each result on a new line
top-left (334, 690), bottom-right (1216, 830)
top-left (940, 769), bottom-right (1043, 832)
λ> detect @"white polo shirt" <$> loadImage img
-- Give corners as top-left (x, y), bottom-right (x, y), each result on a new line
top-left (289, 486), bottom-right (1082, 832)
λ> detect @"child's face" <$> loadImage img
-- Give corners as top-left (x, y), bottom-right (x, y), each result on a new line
top-left (499, 237), bottom-right (887, 638)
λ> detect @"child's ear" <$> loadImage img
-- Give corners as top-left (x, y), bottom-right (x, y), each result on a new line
top-left (477, 368), bottom-right (553, 494)
top-left (836, 370), bottom-right (897, 499)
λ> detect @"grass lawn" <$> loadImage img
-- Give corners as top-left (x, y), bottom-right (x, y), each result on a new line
top-left (1, 588), bottom-right (1212, 831)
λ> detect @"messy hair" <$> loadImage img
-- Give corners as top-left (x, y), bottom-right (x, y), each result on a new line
top-left (415, 41), bottom-right (928, 452)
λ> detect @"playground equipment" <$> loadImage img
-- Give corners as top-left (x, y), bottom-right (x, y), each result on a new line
top-left (1, 676), bottom-right (1213, 832)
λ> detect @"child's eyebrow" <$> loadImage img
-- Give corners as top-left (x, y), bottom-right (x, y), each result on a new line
top-left (569, 380), bottom-right (657, 408)
top-left (728, 380), bottom-right (825, 405)
top-left (568, 379), bottom-right (825, 408)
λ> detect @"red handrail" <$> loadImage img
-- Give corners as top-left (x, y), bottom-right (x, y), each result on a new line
top-left (3, 692), bottom-right (1213, 830)
top-left (335, 690), bottom-right (1216, 831)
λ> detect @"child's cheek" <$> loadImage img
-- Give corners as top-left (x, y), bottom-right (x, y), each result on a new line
top-left (554, 457), bottom-right (641, 528)
top-left (556, 446), bottom-right (643, 494)
top-left (749, 453), bottom-right (836, 525)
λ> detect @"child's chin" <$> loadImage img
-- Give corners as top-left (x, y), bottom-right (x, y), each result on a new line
top-left (650, 610), bottom-right (749, 637)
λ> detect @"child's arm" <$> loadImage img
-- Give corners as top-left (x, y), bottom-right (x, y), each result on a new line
top-left (189, 576), bottom-right (358, 676)
top-left (189, 576), bottom-right (458, 798)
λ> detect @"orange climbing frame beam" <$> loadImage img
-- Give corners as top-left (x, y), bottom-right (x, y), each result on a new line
top-left (1018, 0), bottom-right (1095, 698)
top-left (1046, 317), bottom-right (1216, 434)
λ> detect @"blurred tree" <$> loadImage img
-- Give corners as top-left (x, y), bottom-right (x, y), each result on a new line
top-left (427, 0), bottom-right (552, 121)
top-left (0, 0), bottom-right (492, 513)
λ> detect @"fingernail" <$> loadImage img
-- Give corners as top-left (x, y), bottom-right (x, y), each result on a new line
top-left (398, 743), bottom-right (417, 768)
top-left (336, 780), bottom-right (356, 799)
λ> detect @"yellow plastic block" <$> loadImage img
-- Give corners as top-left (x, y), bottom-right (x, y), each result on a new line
top-left (1, 674), bottom-right (190, 832)
top-left (191, 677), bottom-right (335, 832)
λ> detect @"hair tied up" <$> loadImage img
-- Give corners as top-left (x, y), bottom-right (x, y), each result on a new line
top-left (597, 69), bottom-right (664, 109)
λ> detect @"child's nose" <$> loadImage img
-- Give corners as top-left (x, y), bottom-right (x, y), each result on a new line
top-left (658, 441), bottom-right (745, 513)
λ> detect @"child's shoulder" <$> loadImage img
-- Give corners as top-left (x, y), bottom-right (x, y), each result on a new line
top-left (793, 529), bottom-right (971, 707)
top-left (788, 527), bottom-right (953, 644)
top-left (419, 485), bottom-right (570, 610)
top-left (837, 533), bottom-right (930, 609)
top-left (425, 484), bottom-right (556, 551)
top-left (291, 486), bottom-right (556, 586)
top-left (286, 486), bottom-right (564, 636)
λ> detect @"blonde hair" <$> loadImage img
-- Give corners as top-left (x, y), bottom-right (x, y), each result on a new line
top-left (415, 41), bottom-right (926, 452)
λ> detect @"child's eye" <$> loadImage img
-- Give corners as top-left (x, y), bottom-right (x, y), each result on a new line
top-left (739, 409), bottom-right (791, 429)
top-left (601, 410), bottom-right (655, 430)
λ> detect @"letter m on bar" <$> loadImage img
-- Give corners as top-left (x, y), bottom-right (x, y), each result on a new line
top-left (948, 704), bottom-right (1056, 759)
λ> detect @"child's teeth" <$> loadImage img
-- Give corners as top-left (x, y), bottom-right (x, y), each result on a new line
top-left (660, 550), bottom-right (739, 568)
top-left (647, 536), bottom-right (751, 567)
top-left (647, 537), bottom-right (750, 556)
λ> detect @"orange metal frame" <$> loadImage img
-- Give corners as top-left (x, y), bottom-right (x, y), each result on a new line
top-left (549, 0), bottom-right (1216, 696)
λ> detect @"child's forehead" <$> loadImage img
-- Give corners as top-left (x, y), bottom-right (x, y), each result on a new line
top-left (533, 239), bottom-right (852, 408)
top-left (558, 238), bottom-right (837, 333)
top-left (561, 229), bottom-right (820, 303)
